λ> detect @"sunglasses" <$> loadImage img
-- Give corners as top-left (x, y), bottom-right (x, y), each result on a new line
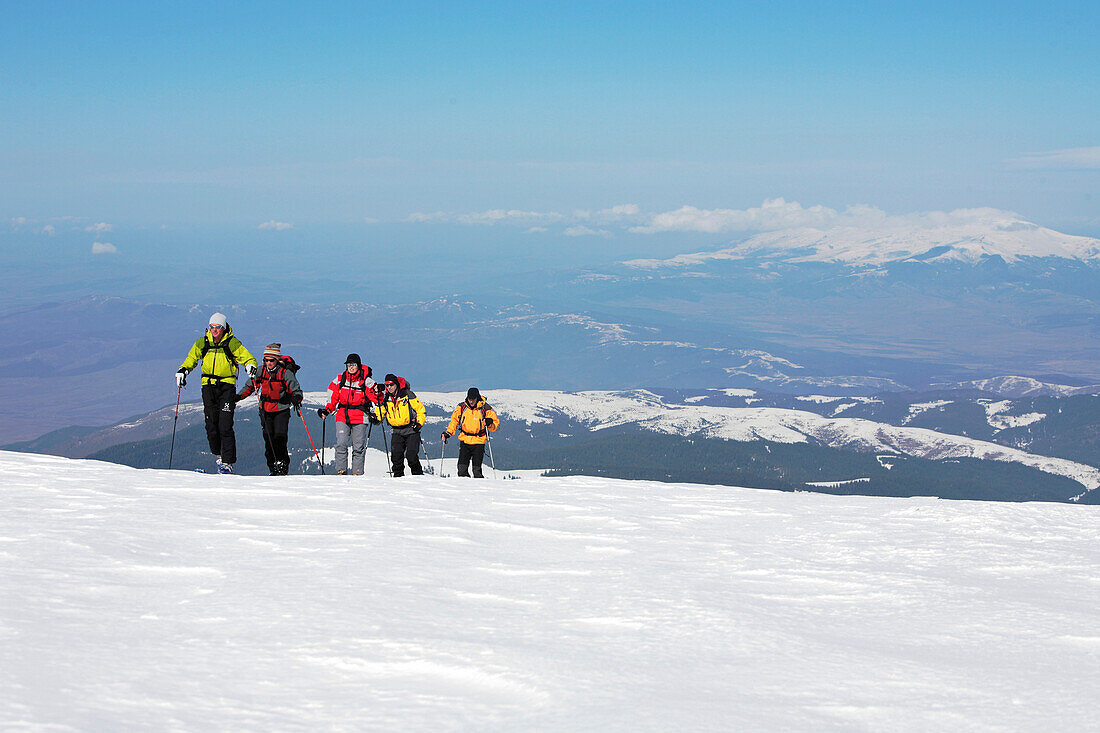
top-left (209, 324), bottom-right (225, 330)
top-left (264, 357), bottom-right (277, 363)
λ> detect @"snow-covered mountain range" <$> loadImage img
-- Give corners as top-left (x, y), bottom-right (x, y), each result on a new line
top-left (623, 209), bottom-right (1100, 268)
top-left (15, 387), bottom-right (1100, 502)
top-left (3, 451), bottom-right (1098, 729)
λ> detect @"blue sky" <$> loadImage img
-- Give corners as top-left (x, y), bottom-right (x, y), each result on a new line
top-left (2, 0), bottom-right (1099, 260)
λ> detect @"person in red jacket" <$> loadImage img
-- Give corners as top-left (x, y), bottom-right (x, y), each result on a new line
top-left (236, 343), bottom-right (304, 475)
top-left (317, 353), bottom-right (380, 475)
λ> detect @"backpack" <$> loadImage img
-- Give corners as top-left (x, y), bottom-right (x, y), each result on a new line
top-left (276, 355), bottom-right (300, 374)
top-left (198, 335), bottom-right (239, 382)
top-left (458, 401), bottom-right (491, 437)
top-left (257, 355), bottom-right (301, 409)
top-left (337, 368), bottom-right (374, 419)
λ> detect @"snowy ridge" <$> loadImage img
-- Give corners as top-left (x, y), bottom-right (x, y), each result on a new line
top-left (79, 389), bottom-right (1099, 498)
top-left (3, 451), bottom-right (1098, 729)
top-left (623, 211), bottom-right (1100, 268)
top-left (406, 390), bottom-right (1100, 494)
top-left (939, 375), bottom-right (1100, 398)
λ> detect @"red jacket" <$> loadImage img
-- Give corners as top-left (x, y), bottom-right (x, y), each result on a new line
top-left (237, 364), bottom-right (304, 413)
top-left (324, 369), bottom-right (381, 424)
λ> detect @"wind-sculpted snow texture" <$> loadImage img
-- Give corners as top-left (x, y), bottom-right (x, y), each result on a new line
top-left (2, 452), bottom-right (1098, 729)
top-left (412, 390), bottom-right (1100, 495)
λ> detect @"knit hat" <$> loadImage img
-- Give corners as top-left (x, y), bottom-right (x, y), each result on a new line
top-left (263, 343), bottom-right (281, 359)
top-left (466, 387), bottom-right (481, 401)
top-left (209, 312), bottom-right (228, 329)
top-left (384, 373), bottom-right (399, 385)
top-left (345, 353), bottom-right (361, 367)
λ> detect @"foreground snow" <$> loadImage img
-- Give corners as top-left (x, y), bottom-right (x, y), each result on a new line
top-left (2, 452), bottom-right (1098, 730)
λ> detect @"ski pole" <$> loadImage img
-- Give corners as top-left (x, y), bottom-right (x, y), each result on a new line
top-left (168, 384), bottom-right (183, 470)
top-left (252, 389), bottom-right (279, 476)
top-left (380, 419), bottom-right (393, 477)
top-left (297, 405), bottom-right (322, 472)
top-left (439, 437), bottom-right (446, 477)
top-left (363, 418), bottom-right (375, 478)
top-left (485, 431), bottom-right (497, 479)
top-left (419, 436), bottom-right (432, 475)
top-left (320, 414), bottom-right (327, 475)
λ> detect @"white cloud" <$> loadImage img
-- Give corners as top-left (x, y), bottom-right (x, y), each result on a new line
top-left (406, 211), bottom-right (449, 223)
top-left (41, 224), bottom-right (56, 236)
top-left (632, 198), bottom-right (839, 234)
top-left (91, 242), bottom-right (118, 255)
top-left (456, 209), bottom-right (568, 226)
top-left (85, 222), bottom-right (112, 233)
top-left (564, 225), bottom-right (611, 238)
top-left (1008, 146), bottom-right (1100, 170)
top-left (598, 204), bottom-right (641, 218)
top-left (525, 227), bottom-right (549, 234)
top-left (363, 217), bottom-right (380, 224)
top-left (404, 204), bottom-right (643, 229)
top-left (258, 220), bottom-right (293, 231)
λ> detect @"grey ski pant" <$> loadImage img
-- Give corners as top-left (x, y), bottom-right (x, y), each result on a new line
top-left (335, 422), bottom-right (367, 474)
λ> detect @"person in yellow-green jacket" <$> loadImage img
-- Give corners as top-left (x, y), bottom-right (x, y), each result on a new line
top-left (176, 312), bottom-right (258, 474)
top-left (373, 373), bottom-right (427, 477)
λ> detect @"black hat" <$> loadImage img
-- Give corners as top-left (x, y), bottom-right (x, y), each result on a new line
top-left (345, 353), bottom-right (361, 367)
top-left (384, 373), bottom-right (399, 385)
top-left (466, 387), bottom-right (481, 401)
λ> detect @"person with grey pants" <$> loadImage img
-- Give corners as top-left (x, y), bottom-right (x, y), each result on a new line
top-left (317, 353), bottom-right (380, 475)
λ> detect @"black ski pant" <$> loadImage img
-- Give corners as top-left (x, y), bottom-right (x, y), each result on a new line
top-left (259, 409), bottom-right (291, 474)
top-left (457, 442), bottom-right (486, 478)
top-left (389, 429), bottom-right (423, 477)
top-left (202, 382), bottom-right (237, 464)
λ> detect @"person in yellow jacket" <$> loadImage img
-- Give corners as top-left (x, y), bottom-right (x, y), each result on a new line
top-left (176, 312), bottom-right (258, 474)
top-left (441, 387), bottom-right (499, 478)
top-left (373, 373), bottom-right (428, 477)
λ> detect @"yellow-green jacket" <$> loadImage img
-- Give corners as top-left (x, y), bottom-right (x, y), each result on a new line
top-left (179, 326), bottom-right (257, 386)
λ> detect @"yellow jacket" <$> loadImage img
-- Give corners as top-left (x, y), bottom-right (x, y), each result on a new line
top-left (179, 326), bottom-right (257, 386)
top-left (374, 384), bottom-right (427, 431)
top-left (445, 399), bottom-right (499, 445)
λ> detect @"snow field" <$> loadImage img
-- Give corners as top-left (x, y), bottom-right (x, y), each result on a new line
top-left (2, 451), bottom-right (1099, 730)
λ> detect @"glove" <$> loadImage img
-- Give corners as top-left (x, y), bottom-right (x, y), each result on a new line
top-left (441, 432), bottom-right (449, 443)
top-left (247, 364), bottom-right (257, 378)
top-left (364, 376), bottom-right (376, 389)
top-left (175, 369), bottom-right (187, 388)
top-left (369, 414), bottom-right (381, 425)
top-left (411, 421), bottom-right (421, 432)
top-left (485, 418), bottom-right (495, 428)
top-left (292, 394), bottom-right (303, 406)
top-left (317, 408), bottom-right (329, 419)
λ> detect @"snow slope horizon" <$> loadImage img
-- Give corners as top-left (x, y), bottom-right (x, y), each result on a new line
top-left (3, 452), bottom-right (1098, 730)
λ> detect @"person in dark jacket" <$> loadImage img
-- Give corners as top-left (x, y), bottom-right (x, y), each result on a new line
top-left (317, 353), bottom-right (380, 475)
top-left (236, 343), bottom-right (303, 475)
top-left (373, 373), bottom-right (427, 477)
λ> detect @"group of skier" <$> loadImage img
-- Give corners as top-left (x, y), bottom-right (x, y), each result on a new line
top-left (175, 313), bottom-right (499, 477)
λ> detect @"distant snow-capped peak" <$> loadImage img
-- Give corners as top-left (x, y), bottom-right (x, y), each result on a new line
top-left (625, 208), bottom-right (1100, 268)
